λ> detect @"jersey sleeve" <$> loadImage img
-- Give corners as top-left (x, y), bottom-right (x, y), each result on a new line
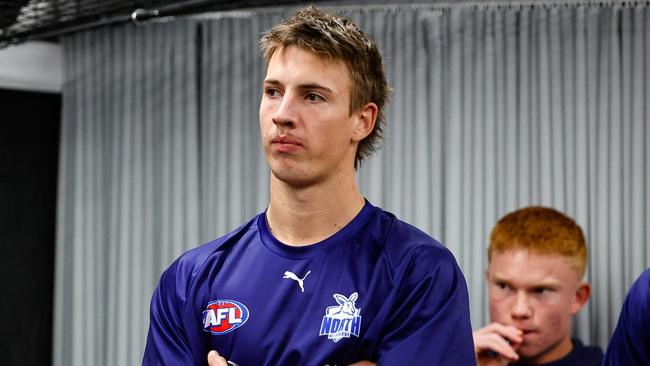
top-left (378, 244), bottom-right (476, 365)
top-left (603, 268), bottom-right (650, 366)
top-left (143, 260), bottom-right (196, 365)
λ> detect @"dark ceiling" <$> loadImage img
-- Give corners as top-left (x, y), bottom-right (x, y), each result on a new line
top-left (0, 0), bottom-right (575, 48)
top-left (0, 0), bottom-right (323, 48)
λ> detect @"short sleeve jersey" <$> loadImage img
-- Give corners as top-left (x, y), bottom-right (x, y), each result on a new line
top-left (143, 201), bottom-right (476, 365)
top-left (603, 268), bottom-right (650, 366)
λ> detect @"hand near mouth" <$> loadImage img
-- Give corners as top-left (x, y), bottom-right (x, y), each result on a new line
top-left (473, 322), bottom-right (524, 366)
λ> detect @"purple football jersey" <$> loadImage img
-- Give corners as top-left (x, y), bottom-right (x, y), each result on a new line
top-left (603, 268), bottom-right (650, 366)
top-left (143, 201), bottom-right (476, 365)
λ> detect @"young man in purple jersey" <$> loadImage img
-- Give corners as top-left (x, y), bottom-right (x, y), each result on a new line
top-left (473, 207), bottom-right (603, 366)
top-left (602, 267), bottom-right (650, 365)
top-left (143, 7), bottom-right (475, 366)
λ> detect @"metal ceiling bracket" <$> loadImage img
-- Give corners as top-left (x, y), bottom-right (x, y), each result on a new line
top-left (130, 8), bottom-right (160, 24)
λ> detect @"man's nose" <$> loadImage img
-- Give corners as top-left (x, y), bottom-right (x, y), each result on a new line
top-left (511, 292), bottom-right (532, 319)
top-left (272, 93), bottom-right (298, 128)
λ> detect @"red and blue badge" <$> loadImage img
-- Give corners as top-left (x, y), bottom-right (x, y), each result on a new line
top-left (202, 299), bottom-right (250, 335)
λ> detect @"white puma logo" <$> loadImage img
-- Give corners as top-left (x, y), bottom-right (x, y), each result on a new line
top-left (283, 270), bottom-right (311, 293)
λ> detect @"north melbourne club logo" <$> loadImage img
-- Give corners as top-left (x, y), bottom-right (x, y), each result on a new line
top-left (202, 299), bottom-right (249, 335)
top-left (319, 292), bottom-right (362, 342)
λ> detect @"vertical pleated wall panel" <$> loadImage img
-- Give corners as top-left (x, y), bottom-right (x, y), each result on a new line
top-left (351, 4), bottom-right (650, 347)
top-left (55, 20), bottom-right (201, 366)
top-left (198, 13), bottom-right (276, 241)
top-left (55, 3), bottom-right (649, 365)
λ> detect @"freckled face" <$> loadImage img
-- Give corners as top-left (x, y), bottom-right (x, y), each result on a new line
top-left (487, 250), bottom-right (585, 364)
top-left (259, 46), bottom-right (360, 187)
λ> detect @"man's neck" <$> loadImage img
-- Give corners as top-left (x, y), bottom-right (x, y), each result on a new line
top-left (266, 172), bottom-right (365, 246)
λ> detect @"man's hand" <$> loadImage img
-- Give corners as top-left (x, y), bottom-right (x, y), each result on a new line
top-left (207, 350), bottom-right (375, 366)
top-left (473, 323), bottom-right (523, 366)
top-left (207, 350), bottom-right (230, 366)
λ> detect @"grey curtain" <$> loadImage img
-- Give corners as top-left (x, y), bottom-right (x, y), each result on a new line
top-left (55, 3), bottom-right (650, 365)
top-left (56, 21), bottom-right (202, 366)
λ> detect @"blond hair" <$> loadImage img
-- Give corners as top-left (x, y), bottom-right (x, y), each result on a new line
top-left (259, 6), bottom-right (390, 168)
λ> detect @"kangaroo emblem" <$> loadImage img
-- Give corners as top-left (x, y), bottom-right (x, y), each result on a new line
top-left (283, 270), bottom-right (311, 293)
top-left (319, 292), bottom-right (362, 342)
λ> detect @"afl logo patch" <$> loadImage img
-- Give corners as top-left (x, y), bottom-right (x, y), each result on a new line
top-left (202, 299), bottom-right (249, 335)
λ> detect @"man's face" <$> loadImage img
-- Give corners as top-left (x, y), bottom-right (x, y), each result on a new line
top-left (487, 250), bottom-right (587, 364)
top-left (259, 46), bottom-right (365, 187)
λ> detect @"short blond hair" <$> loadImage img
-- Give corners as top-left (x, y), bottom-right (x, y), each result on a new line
top-left (259, 6), bottom-right (390, 169)
top-left (488, 206), bottom-right (588, 277)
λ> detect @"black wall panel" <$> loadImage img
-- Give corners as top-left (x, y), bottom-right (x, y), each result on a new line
top-left (0, 88), bottom-right (60, 366)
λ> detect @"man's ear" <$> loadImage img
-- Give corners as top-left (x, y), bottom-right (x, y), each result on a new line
top-left (351, 102), bottom-right (378, 142)
top-left (570, 282), bottom-right (592, 315)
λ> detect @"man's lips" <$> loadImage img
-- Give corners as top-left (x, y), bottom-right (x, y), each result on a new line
top-left (271, 136), bottom-right (302, 145)
top-left (271, 136), bottom-right (303, 153)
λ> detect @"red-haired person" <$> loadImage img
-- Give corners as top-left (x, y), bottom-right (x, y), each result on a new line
top-left (473, 207), bottom-right (603, 366)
